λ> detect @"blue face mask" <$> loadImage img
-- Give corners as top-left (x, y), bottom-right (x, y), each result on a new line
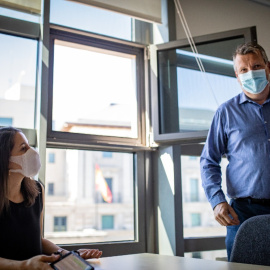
top-left (238, 69), bottom-right (269, 94)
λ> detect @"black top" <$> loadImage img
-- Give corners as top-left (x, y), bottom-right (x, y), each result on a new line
top-left (0, 181), bottom-right (43, 260)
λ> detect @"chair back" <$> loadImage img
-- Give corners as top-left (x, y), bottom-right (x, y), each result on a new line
top-left (230, 214), bottom-right (270, 265)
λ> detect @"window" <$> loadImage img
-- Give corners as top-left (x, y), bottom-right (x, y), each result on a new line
top-left (51, 39), bottom-right (138, 138)
top-left (102, 215), bottom-right (114, 230)
top-left (0, 117), bottom-right (12, 126)
top-left (190, 178), bottom-right (199, 202)
top-left (45, 1), bottom-right (147, 255)
top-left (102, 152), bottom-right (113, 158)
top-left (44, 149), bottom-right (135, 244)
top-left (0, 32), bottom-right (38, 129)
top-left (153, 27), bottom-right (256, 256)
top-left (158, 40), bottom-right (241, 134)
top-left (151, 27), bottom-right (257, 142)
top-left (191, 213), bottom-right (201, 227)
top-left (48, 29), bottom-right (145, 146)
top-left (48, 183), bottom-right (54, 196)
top-left (48, 153), bottom-right (55, 163)
top-left (54, 217), bottom-right (67, 232)
top-left (182, 154), bottom-right (228, 238)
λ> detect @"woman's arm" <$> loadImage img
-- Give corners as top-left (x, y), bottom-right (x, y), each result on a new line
top-left (0, 257), bottom-right (23, 270)
top-left (0, 254), bottom-right (60, 270)
top-left (41, 237), bottom-right (64, 256)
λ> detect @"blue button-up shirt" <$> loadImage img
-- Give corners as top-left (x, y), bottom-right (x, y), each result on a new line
top-left (200, 92), bottom-right (270, 209)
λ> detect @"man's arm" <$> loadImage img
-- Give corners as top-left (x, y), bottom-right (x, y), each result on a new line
top-left (200, 109), bottom-right (227, 207)
top-left (200, 110), bottom-right (239, 226)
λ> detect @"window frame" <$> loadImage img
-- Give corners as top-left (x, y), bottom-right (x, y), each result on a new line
top-left (0, 15), bottom-right (40, 38)
top-left (180, 143), bottom-right (226, 253)
top-left (0, 15), bottom-right (40, 131)
top-left (153, 26), bottom-right (257, 257)
top-left (42, 1), bottom-right (155, 253)
top-left (47, 149), bottom-right (147, 256)
top-left (150, 26), bottom-right (257, 144)
top-left (46, 26), bottom-right (149, 253)
top-left (41, 4), bottom-right (151, 254)
top-left (47, 26), bottom-right (147, 149)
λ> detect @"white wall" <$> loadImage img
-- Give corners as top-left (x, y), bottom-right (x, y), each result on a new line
top-left (175, 0), bottom-right (270, 55)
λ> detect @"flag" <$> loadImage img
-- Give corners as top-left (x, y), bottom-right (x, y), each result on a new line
top-left (95, 164), bottom-right (112, 203)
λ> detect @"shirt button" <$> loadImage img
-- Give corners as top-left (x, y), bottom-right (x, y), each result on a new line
top-left (265, 121), bottom-right (267, 124)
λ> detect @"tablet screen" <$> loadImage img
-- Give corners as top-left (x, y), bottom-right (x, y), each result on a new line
top-left (52, 252), bottom-right (94, 270)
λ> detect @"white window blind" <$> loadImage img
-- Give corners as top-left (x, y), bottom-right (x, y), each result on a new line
top-left (0, 0), bottom-right (41, 14)
top-left (69, 0), bottom-right (162, 23)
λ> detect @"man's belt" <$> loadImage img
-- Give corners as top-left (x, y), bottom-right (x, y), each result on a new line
top-left (235, 197), bottom-right (270, 205)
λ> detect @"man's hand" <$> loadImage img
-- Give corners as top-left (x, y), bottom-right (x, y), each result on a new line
top-left (214, 202), bottom-right (240, 226)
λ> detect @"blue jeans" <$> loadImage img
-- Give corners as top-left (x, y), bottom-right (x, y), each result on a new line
top-left (226, 199), bottom-right (270, 261)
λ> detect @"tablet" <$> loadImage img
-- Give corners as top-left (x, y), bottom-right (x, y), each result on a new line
top-left (50, 251), bottom-right (94, 270)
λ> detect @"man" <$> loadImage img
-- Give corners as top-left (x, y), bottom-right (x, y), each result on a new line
top-left (200, 42), bottom-right (270, 261)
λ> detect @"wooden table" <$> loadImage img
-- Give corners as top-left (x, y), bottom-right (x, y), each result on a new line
top-left (88, 253), bottom-right (270, 270)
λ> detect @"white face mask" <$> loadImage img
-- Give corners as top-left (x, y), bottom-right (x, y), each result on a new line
top-left (9, 147), bottom-right (41, 178)
top-left (238, 69), bottom-right (269, 94)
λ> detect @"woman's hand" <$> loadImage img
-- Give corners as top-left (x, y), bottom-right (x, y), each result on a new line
top-left (22, 254), bottom-right (60, 270)
top-left (77, 249), bottom-right (102, 259)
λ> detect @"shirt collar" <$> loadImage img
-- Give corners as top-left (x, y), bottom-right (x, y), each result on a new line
top-left (239, 91), bottom-right (270, 105)
top-left (239, 92), bottom-right (249, 104)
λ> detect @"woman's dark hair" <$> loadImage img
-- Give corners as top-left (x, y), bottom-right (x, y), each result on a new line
top-left (0, 127), bottom-right (39, 214)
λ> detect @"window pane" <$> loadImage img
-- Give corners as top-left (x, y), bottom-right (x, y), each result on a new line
top-left (48, 183), bottom-right (54, 196)
top-left (0, 117), bottom-right (13, 126)
top-left (50, 0), bottom-right (132, 41)
top-left (102, 152), bottom-right (113, 158)
top-left (158, 38), bottom-right (244, 134)
top-left (191, 213), bottom-right (201, 227)
top-left (44, 149), bottom-right (135, 244)
top-left (54, 217), bottom-right (67, 232)
top-left (0, 33), bottom-right (37, 129)
top-left (48, 153), bottom-right (55, 163)
top-left (102, 215), bottom-right (114, 230)
top-left (190, 178), bottom-right (199, 202)
top-left (52, 40), bottom-right (138, 138)
top-left (182, 155), bottom-right (228, 238)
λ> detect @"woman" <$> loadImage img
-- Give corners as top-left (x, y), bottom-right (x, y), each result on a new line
top-left (0, 127), bottom-right (102, 269)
